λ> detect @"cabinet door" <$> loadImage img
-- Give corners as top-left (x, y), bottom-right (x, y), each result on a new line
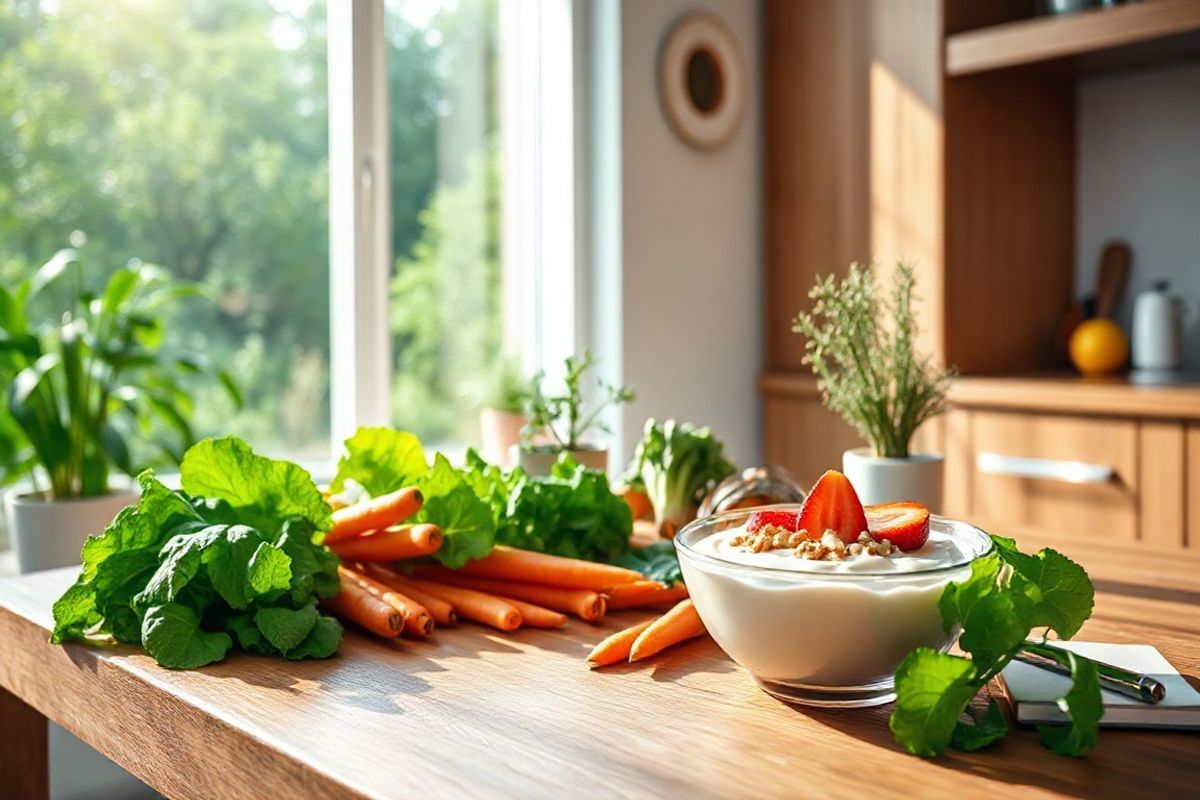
top-left (971, 411), bottom-right (1139, 541)
top-left (762, 394), bottom-right (860, 489)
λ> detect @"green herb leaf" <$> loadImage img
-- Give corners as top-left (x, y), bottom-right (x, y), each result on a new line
top-left (938, 554), bottom-right (1031, 672)
top-left (225, 613), bottom-right (277, 656)
top-left (247, 541), bottom-right (293, 597)
top-left (254, 601), bottom-right (319, 653)
top-left (890, 648), bottom-right (980, 758)
top-left (133, 523), bottom-right (225, 612)
top-left (275, 518), bottom-right (340, 602)
top-left (951, 697), bottom-right (1008, 752)
top-left (181, 436), bottom-right (331, 532)
top-left (1037, 650), bottom-right (1103, 756)
top-left (141, 603), bottom-right (232, 669)
top-left (992, 537), bottom-right (1094, 640)
top-left (331, 427), bottom-right (427, 495)
top-left (50, 581), bottom-right (99, 643)
top-left (285, 614), bottom-right (342, 660)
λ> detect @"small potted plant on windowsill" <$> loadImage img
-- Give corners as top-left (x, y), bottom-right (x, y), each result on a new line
top-left (512, 351), bottom-right (634, 476)
top-left (1, 249), bottom-right (240, 574)
top-left (792, 262), bottom-right (954, 510)
top-left (477, 357), bottom-right (531, 467)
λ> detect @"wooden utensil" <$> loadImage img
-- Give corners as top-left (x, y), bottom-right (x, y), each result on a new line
top-left (1054, 240), bottom-right (1131, 359)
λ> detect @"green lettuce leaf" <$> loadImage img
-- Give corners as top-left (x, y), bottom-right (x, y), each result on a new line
top-left (614, 540), bottom-right (682, 586)
top-left (180, 436), bottom-right (332, 533)
top-left (417, 454), bottom-right (496, 568)
top-left (141, 603), bottom-right (232, 669)
top-left (285, 614), bottom-right (342, 660)
top-left (254, 600), bottom-right (319, 653)
top-left (331, 427), bottom-right (427, 495)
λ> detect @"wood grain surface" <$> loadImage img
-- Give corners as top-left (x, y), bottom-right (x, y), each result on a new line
top-left (1, 535), bottom-right (1199, 800)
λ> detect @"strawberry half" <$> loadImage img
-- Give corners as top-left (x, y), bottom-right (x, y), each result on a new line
top-left (796, 470), bottom-right (869, 544)
top-left (745, 509), bottom-right (801, 533)
top-left (864, 502), bottom-right (930, 551)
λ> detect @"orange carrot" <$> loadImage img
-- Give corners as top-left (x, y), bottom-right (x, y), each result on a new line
top-left (457, 545), bottom-right (646, 590)
top-left (604, 581), bottom-right (689, 610)
top-left (326, 486), bottom-right (424, 544)
top-left (412, 567), bottom-right (607, 621)
top-left (628, 599), bottom-right (707, 662)
top-left (340, 565), bottom-right (433, 637)
top-left (494, 597), bottom-right (566, 628)
top-left (359, 563), bottom-right (457, 626)
top-left (323, 572), bottom-right (404, 639)
top-left (329, 523), bottom-right (442, 561)
top-left (404, 578), bottom-right (523, 631)
top-left (587, 619), bottom-right (654, 668)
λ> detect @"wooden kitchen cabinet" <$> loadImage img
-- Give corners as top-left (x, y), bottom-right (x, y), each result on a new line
top-left (760, 0), bottom-right (1200, 548)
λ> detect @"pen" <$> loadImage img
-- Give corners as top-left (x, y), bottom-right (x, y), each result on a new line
top-left (1016, 640), bottom-right (1166, 704)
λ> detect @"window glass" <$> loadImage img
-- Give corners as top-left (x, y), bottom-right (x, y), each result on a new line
top-left (385, 0), bottom-right (503, 446)
top-left (0, 0), bottom-right (330, 460)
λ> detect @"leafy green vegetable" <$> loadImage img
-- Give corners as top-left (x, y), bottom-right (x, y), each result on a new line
top-left (331, 428), bottom-right (496, 569)
top-left (181, 436), bottom-right (331, 534)
top-left (624, 419), bottom-right (734, 538)
top-left (141, 603), bottom-right (232, 669)
top-left (614, 540), bottom-right (683, 586)
top-left (890, 535), bottom-right (1100, 759)
top-left (1037, 650), bottom-right (1102, 756)
top-left (51, 436), bottom-right (342, 669)
top-left (463, 449), bottom-right (632, 564)
top-left (950, 698), bottom-right (1008, 752)
top-left (329, 426), bottom-right (426, 495)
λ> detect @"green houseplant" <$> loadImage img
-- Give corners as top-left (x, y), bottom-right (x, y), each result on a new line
top-left (516, 351), bottom-right (634, 476)
top-left (792, 262), bottom-right (954, 508)
top-left (1, 249), bottom-right (240, 572)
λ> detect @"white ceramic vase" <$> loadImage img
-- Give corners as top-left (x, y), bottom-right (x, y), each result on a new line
top-left (480, 408), bottom-right (527, 467)
top-left (510, 445), bottom-right (608, 477)
top-left (5, 487), bottom-right (139, 575)
top-left (842, 448), bottom-right (944, 512)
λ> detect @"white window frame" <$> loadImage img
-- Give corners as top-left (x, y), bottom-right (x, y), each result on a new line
top-left (326, 0), bottom-right (590, 458)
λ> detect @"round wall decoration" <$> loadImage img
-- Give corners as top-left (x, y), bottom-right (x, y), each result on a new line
top-left (658, 11), bottom-right (747, 151)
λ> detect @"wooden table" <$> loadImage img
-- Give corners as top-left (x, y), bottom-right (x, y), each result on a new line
top-left (1, 534), bottom-right (1197, 800)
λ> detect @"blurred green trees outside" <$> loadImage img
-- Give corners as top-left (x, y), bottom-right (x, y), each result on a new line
top-left (0, 0), bottom-right (501, 458)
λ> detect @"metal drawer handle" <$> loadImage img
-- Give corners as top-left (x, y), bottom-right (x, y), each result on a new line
top-left (976, 452), bottom-right (1114, 485)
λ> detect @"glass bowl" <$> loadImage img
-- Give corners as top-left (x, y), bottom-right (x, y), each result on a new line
top-left (674, 505), bottom-right (993, 708)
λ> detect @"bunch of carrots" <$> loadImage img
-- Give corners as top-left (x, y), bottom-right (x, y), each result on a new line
top-left (321, 484), bottom-right (707, 666)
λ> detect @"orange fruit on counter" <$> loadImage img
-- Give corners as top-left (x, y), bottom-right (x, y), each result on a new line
top-left (1068, 318), bottom-right (1128, 376)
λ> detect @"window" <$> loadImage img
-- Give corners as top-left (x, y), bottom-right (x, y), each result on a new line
top-left (0, 0), bottom-right (579, 476)
top-left (1, 0), bottom-right (331, 460)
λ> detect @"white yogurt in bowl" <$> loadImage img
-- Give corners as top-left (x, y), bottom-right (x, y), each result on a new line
top-left (675, 505), bottom-right (993, 707)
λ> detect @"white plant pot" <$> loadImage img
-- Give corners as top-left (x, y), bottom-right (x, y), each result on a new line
top-left (842, 448), bottom-right (944, 512)
top-left (480, 408), bottom-right (527, 467)
top-left (5, 487), bottom-right (139, 575)
top-left (510, 445), bottom-right (608, 477)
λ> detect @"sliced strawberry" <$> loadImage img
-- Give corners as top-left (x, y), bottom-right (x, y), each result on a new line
top-left (745, 509), bottom-right (801, 533)
top-left (864, 502), bottom-right (930, 551)
top-left (796, 470), bottom-right (869, 544)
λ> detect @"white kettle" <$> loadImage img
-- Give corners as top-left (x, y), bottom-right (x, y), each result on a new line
top-left (1132, 281), bottom-right (1196, 371)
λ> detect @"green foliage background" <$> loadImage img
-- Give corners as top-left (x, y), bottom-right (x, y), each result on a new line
top-left (0, 0), bottom-right (501, 458)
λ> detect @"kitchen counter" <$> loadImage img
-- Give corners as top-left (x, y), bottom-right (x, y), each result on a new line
top-left (1, 534), bottom-right (1198, 799)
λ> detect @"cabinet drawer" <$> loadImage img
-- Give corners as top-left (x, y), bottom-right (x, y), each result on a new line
top-left (970, 411), bottom-right (1138, 540)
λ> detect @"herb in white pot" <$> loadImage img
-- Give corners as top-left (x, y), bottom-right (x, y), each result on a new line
top-left (514, 351), bottom-right (633, 476)
top-left (792, 262), bottom-right (954, 509)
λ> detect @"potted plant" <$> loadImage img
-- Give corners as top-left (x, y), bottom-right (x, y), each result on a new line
top-left (513, 351), bottom-right (634, 476)
top-left (792, 262), bottom-right (954, 509)
top-left (1, 249), bottom-right (240, 573)
top-left (477, 357), bottom-right (531, 467)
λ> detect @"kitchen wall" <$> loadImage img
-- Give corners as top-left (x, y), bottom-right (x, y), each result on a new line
top-left (590, 0), bottom-right (762, 469)
top-left (1076, 62), bottom-right (1200, 371)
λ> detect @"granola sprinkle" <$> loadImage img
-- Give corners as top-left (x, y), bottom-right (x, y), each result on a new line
top-left (730, 525), bottom-right (895, 561)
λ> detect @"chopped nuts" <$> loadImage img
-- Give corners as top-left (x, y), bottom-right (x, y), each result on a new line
top-left (731, 522), bottom-right (895, 561)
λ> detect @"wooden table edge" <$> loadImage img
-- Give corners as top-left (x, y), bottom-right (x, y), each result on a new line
top-left (0, 599), bottom-right (372, 800)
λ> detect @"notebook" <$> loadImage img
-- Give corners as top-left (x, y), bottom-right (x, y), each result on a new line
top-left (999, 641), bottom-right (1200, 730)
